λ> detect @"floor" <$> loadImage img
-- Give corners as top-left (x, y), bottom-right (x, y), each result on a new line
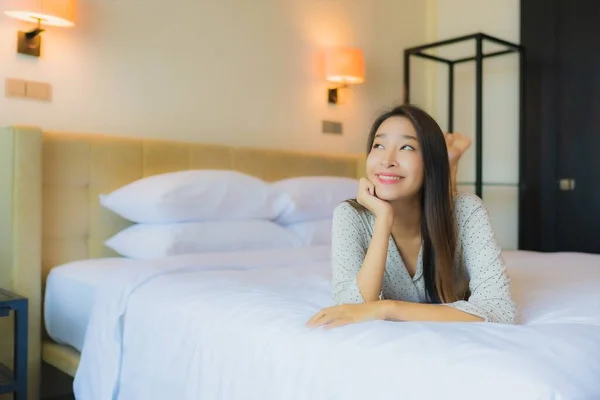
top-left (40, 362), bottom-right (74, 400)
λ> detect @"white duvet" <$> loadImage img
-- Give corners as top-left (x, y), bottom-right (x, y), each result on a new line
top-left (73, 247), bottom-right (600, 400)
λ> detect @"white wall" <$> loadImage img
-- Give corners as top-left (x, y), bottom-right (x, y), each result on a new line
top-left (428, 0), bottom-right (521, 250)
top-left (0, 0), bottom-right (430, 155)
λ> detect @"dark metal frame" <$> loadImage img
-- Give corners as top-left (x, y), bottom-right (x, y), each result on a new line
top-left (403, 32), bottom-right (525, 199)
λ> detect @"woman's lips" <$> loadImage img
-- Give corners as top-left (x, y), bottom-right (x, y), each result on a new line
top-left (376, 173), bottom-right (404, 184)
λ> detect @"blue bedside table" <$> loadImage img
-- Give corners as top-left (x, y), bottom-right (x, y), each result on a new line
top-left (0, 288), bottom-right (28, 400)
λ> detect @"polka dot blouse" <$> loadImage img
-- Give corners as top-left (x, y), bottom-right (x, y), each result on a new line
top-left (331, 192), bottom-right (517, 324)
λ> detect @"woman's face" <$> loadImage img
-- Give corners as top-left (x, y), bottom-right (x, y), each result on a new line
top-left (366, 116), bottom-right (424, 202)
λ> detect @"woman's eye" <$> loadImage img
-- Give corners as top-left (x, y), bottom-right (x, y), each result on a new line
top-left (401, 145), bottom-right (415, 151)
top-left (372, 143), bottom-right (383, 149)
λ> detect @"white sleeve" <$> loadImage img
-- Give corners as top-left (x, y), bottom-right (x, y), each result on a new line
top-left (330, 202), bottom-right (369, 304)
top-left (445, 194), bottom-right (518, 324)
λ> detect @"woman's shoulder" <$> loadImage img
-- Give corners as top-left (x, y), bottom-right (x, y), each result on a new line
top-left (333, 200), bottom-right (374, 226)
top-left (452, 192), bottom-right (488, 225)
top-left (453, 191), bottom-right (485, 209)
top-left (332, 200), bottom-right (374, 244)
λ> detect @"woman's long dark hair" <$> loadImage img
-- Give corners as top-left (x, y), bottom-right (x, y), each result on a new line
top-left (350, 104), bottom-right (469, 304)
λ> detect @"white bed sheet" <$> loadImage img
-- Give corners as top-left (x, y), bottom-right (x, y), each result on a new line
top-left (44, 258), bottom-right (140, 352)
top-left (73, 248), bottom-right (600, 400)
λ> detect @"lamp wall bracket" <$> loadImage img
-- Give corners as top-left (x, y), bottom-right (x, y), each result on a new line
top-left (17, 19), bottom-right (44, 57)
top-left (327, 84), bottom-right (348, 104)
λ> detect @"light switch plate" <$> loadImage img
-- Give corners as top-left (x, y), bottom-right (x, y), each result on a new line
top-left (25, 81), bottom-right (52, 101)
top-left (5, 78), bottom-right (27, 98)
top-left (322, 120), bottom-right (343, 135)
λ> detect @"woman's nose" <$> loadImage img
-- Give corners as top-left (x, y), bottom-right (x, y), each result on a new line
top-left (380, 152), bottom-right (397, 168)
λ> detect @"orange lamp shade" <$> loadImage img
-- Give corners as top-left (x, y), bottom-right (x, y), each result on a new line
top-left (4, 0), bottom-right (76, 27)
top-left (324, 47), bottom-right (365, 85)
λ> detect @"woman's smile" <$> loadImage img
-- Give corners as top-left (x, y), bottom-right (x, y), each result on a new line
top-left (376, 173), bottom-right (404, 184)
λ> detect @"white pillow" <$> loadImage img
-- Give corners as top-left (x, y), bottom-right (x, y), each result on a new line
top-left (99, 170), bottom-right (287, 224)
top-left (285, 219), bottom-right (332, 246)
top-left (272, 176), bottom-right (358, 225)
top-left (105, 220), bottom-right (303, 259)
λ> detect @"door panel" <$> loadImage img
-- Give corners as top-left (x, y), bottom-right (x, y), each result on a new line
top-left (556, 0), bottom-right (600, 253)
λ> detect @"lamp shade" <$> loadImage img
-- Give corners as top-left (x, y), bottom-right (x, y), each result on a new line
top-left (4, 0), bottom-right (76, 27)
top-left (324, 47), bottom-right (365, 84)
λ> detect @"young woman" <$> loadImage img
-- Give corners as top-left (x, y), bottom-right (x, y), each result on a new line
top-left (307, 104), bottom-right (516, 329)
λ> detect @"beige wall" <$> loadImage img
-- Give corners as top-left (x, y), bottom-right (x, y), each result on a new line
top-left (0, 0), bottom-right (520, 243)
top-left (0, 0), bottom-right (430, 155)
top-left (430, 0), bottom-right (521, 250)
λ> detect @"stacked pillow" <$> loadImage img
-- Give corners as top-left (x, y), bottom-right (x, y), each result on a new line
top-left (100, 170), bottom-right (358, 259)
top-left (100, 170), bottom-right (286, 224)
top-left (271, 176), bottom-right (359, 246)
top-left (101, 170), bottom-right (297, 259)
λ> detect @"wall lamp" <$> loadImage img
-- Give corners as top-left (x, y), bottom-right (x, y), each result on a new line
top-left (324, 47), bottom-right (365, 104)
top-left (4, 0), bottom-right (76, 57)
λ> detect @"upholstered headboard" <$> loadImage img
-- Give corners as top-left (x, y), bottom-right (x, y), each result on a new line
top-left (41, 130), bottom-right (364, 276)
top-left (0, 125), bottom-right (365, 396)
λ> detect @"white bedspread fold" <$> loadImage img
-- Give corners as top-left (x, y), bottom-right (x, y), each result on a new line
top-left (73, 246), bottom-right (331, 399)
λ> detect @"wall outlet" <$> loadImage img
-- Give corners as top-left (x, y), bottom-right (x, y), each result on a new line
top-left (322, 120), bottom-right (343, 135)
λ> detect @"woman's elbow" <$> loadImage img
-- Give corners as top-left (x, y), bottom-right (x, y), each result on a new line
top-left (489, 300), bottom-right (518, 324)
top-left (333, 292), bottom-right (364, 305)
top-left (332, 278), bottom-right (366, 305)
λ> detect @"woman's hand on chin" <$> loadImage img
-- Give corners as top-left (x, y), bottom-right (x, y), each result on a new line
top-left (356, 178), bottom-right (393, 220)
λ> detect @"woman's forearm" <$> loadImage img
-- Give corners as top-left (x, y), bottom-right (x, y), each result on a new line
top-left (381, 300), bottom-right (484, 322)
top-left (356, 216), bottom-right (393, 302)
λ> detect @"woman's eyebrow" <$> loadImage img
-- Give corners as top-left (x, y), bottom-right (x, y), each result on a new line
top-left (374, 133), bottom-right (418, 141)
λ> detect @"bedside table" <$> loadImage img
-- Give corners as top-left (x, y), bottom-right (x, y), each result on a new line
top-left (0, 288), bottom-right (28, 400)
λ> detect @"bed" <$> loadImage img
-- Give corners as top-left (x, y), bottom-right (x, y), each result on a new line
top-left (0, 125), bottom-right (599, 400)
top-left (0, 125), bottom-right (364, 398)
